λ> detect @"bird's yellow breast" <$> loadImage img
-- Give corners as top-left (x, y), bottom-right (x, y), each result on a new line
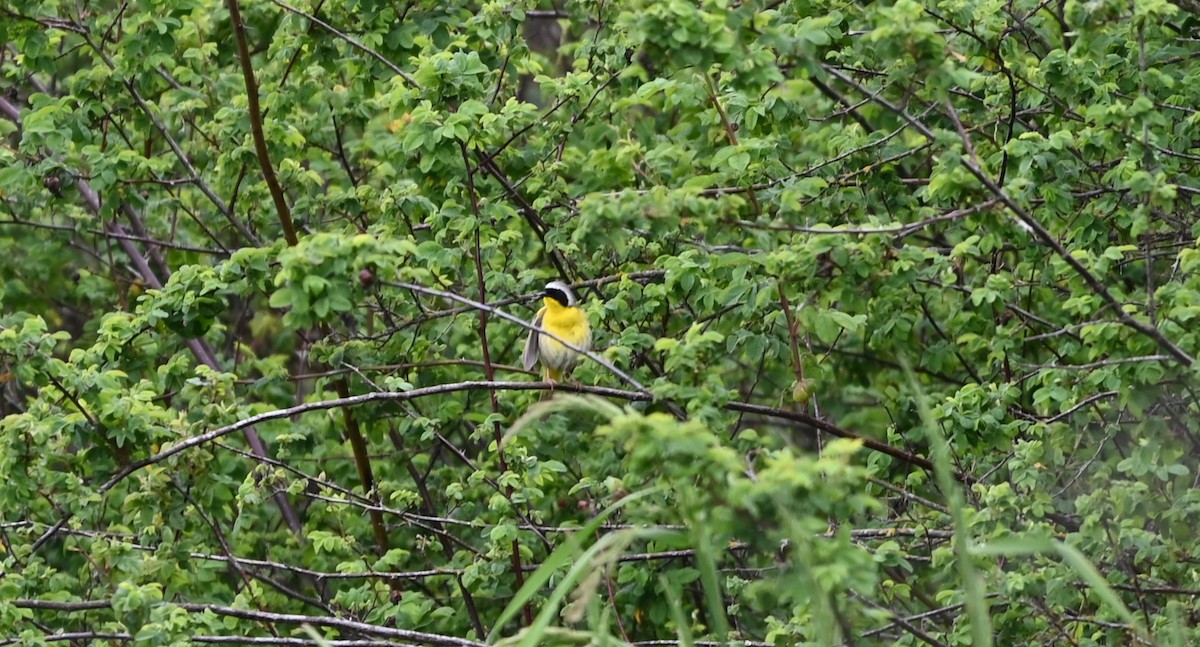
top-left (539, 298), bottom-right (591, 370)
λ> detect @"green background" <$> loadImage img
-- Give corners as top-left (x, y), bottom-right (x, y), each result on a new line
top-left (2, 0), bottom-right (1199, 644)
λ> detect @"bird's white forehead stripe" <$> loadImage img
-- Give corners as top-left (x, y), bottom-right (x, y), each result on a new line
top-left (544, 280), bottom-right (576, 304)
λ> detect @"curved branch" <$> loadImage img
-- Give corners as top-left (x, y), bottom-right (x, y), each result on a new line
top-left (90, 380), bottom-right (965, 509)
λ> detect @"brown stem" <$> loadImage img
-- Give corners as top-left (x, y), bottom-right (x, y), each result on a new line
top-left (703, 73), bottom-right (761, 215)
top-left (225, 2), bottom-right (388, 551)
top-left (461, 141), bottom-right (533, 627)
top-left (777, 285), bottom-right (805, 387)
top-left (333, 376), bottom-right (390, 555)
top-left (226, 0), bottom-right (298, 246)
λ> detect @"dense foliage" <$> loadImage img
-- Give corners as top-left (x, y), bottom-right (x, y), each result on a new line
top-left (3, 0), bottom-right (1200, 644)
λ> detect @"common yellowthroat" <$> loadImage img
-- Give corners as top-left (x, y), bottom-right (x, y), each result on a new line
top-left (522, 280), bottom-right (592, 383)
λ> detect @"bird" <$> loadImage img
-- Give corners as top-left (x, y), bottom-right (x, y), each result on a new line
top-left (522, 280), bottom-right (592, 384)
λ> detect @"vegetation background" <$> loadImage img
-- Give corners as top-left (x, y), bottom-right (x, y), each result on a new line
top-left (3, 0), bottom-right (1200, 644)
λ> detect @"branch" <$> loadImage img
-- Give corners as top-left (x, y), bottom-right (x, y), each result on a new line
top-left (225, 1), bottom-right (389, 553)
top-left (175, 605), bottom-right (477, 646)
top-left (849, 589), bottom-right (951, 647)
top-left (330, 373), bottom-right (391, 555)
top-left (84, 380), bottom-right (967, 518)
top-left (269, 0), bottom-right (419, 89)
top-left (0, 94), bottom-right (304, 549)
top-left (197, 639), bottom-right (411, 646)
top-left (395, 270), bottom-right (665, 330)
top-left (966, 162), bottom-right (1195, 365)
top-left (226, 0), bottom-right (298, 246)
top-left (725, 400), bottom-right (951, 479)
top-left (13, 600), bottom-right (485, 647)
top-left (0, 634), bottom-right (130, 646)
top-left (702, 72), bottom-right (760, 214)
top-left (461, 141), bottom-right (532, 627)
top-left (734, 199), bottom-right (1000, 238)
top-left (941, 101), bottom-right (1195, 367)
top-left (388, 281), bottom-right (650, 393)
top-left (822, 65), bottom-right (938, 141)
top-left (0, 218), bottom-right (225, 254)
top-left (0, 633), bottom-right (421, 646)
top-left (79, 36), bottom-right (259, 245)
top-left (823, 59), bottom-right (1195, 368)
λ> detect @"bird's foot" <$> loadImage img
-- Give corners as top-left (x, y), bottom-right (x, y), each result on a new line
top-left (540, 376), bottom-right (558, 401)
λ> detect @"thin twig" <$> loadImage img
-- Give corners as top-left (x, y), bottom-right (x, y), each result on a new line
top-left (269, 0), bottom-right (419, 88)
top-left (943, 102), bottom-right (1195, 366)
top-left (387, 281), bottom-right (650, 393)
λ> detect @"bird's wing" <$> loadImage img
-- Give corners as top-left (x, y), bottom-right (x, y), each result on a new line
top-left (522, 308), bottom-right (546, 371)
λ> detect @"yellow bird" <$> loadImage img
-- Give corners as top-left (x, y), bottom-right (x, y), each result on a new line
top-left (523, 280), bottom-right (592, 383)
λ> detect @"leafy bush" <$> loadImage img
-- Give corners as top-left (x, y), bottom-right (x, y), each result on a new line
top-left (2, 0), bottom-right (1199, 645)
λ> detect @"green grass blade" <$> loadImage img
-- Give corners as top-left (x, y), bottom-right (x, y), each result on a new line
top-left (973, 537), bottom-right (1139, 629)
top-left (692, 525), bottom-right (730, 643)
top-left (503, 394), bottom-right (625, 447)
top-left (661, 575), bottom-right (696, 647)
top-left (511, 527), bottom-right (681, 647)
top-left (487, 486), bottom-right (663, 643)
top-left (905, 363), bottom-right (993, 647)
